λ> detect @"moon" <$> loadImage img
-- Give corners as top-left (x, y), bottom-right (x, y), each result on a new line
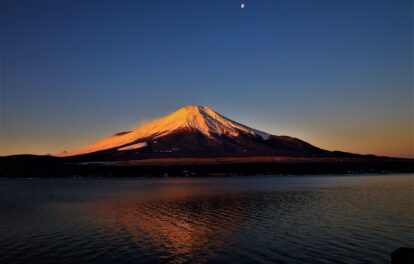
top-left (241, 3), bottom-right (245, 9)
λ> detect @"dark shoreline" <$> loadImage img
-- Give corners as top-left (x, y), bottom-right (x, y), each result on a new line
top-left (1, 173), bottom-right (413, 181)
top-left (1, 155), bottom-right (413, 178)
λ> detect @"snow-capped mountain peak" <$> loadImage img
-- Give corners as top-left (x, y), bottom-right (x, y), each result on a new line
top-left (159, 105), bottom-right (269, 139)
top-left (59, 105), bottom-right (270, 156)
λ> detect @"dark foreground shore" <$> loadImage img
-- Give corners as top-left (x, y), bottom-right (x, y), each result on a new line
top-left (1, 155), bottom-right (413, 178)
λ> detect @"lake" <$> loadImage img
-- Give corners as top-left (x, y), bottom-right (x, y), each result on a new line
top-left (0, 174), bottom-right (413, 263)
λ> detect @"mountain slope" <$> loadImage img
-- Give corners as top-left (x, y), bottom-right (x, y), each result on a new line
top-left (58, 105), bottom-right (348, 160)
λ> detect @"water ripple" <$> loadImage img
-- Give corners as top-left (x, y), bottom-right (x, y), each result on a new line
top-left (0, 175), bottom-right (413, 263)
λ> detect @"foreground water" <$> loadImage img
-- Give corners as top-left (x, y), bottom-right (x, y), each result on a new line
top-left (0, 174), bottom-right (413, 264)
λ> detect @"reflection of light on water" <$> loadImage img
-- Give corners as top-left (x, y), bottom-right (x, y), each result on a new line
top-left (62, 175), bottom-right (414, 263)
top-left (92, 190), bottom-right (245, 262)
top-left (0, 176), bottom-right (411, 263)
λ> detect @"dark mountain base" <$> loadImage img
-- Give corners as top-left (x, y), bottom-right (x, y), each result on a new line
top-left (1, 155), bottom-right (413, 178)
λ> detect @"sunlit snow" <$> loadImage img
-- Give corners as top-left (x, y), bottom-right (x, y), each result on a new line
top-left (117, 142), bottom-right (148, 151)
top-left (58, 105), bottom-right (271, 156)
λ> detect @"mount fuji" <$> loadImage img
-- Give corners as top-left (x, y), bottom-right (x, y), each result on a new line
top-left (58, 105), bottom-right (352, 160)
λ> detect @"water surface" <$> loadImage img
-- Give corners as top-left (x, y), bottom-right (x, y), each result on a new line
top-left (0, 174), bottom-right (413, 263)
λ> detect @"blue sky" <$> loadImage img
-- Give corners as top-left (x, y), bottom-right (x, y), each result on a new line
top-left (1, 0), bottom-right (412, 157)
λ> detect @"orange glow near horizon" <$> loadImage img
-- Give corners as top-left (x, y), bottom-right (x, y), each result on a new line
top-left (1, 116), bottom-right (413, 158)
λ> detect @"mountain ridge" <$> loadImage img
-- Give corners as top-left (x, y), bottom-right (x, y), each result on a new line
top-left (58, 105), bottom-right (272, 157)
top-left (57, 105), bottom-right (349, 160)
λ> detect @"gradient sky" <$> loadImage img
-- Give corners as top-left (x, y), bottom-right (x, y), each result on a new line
top-left (1, 0), bottom-right (413, 158)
